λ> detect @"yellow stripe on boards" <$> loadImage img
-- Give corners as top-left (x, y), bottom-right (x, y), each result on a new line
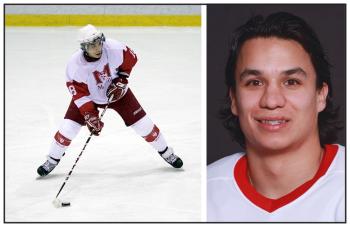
top-left (5, 14), bottom-right (201, 26)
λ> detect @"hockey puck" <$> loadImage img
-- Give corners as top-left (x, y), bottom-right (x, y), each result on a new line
top-left (61, 202), bottom-right (71, 207)
top-left (53, 198), bottom-right (71, 208)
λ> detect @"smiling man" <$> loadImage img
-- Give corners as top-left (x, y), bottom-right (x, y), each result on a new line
top-left (207, 12), bottom-right (344, 222)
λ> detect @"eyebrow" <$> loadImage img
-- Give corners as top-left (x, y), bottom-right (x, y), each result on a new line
top-left (239, 69), bottom-right (262, 79)
top-left (283, 67), bottom-right (307, 77)
top-left (239, 67), bottom-right (307, 80)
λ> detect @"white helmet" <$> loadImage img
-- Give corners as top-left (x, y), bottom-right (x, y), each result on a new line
top-left (78, 24), bottom-right (105, 50)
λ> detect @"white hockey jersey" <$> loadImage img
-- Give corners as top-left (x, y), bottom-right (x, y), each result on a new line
top-left (207, 144), bottom-right (345, 222)
top-left (65, 39), bottom-right (137, 113)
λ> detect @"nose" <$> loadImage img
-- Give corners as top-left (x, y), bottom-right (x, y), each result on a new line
top-left (259, 83), bottom-right (286, 110)
top-left (93, 44), bottom-right (101, 51)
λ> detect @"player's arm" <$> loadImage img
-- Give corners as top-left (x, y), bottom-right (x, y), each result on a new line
top-left (117, 46), bottom-right (138, 78)
top-left (106, 46), bottom-right (137, 102)
top-left (66, 80), bottom-right (103, 136)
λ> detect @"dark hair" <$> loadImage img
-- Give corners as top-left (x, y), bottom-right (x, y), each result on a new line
top-left (221, 12), bottom-right (342, 148)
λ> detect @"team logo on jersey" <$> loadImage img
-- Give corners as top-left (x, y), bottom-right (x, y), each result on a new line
top-left (93, 64), bottom-right (112, 89)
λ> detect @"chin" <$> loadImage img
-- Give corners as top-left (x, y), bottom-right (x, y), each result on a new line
top-left (250, 135), bottom-right (293, 152)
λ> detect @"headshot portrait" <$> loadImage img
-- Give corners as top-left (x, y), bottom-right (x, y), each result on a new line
top-left (207, 5), bottom-right (345, 222)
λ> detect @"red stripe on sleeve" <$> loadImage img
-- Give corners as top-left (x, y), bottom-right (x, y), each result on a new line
top-left (66, 80), bottom-right (95, 114)
top-left (118, 46), bottom-right (138, 75)
top-left (79, 101), bottom-right (96, 115)
top-left (66, 81), bottom-right (90, 100)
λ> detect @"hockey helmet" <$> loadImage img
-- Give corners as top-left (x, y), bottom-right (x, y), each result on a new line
top-left (78, 24), bottom-right (105, 51)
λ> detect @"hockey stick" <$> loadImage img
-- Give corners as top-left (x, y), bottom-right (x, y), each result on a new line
top-left (53, 95), bottom-right (114, 208)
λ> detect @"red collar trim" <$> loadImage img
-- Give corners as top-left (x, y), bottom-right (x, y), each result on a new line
top-left (233, 144), bottom-right (339, 213)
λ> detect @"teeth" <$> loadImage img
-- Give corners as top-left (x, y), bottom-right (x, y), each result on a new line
top-left (261, 120), bottom-right (286, 125)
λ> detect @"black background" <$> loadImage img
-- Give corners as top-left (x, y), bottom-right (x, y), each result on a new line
top-left (207, 4), bottom-right (346, 165)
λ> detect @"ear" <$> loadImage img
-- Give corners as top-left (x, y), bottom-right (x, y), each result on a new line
top-left (229, 88), bottom-right (238, 116)
top-left (317, 82), bottom-right (329, 113)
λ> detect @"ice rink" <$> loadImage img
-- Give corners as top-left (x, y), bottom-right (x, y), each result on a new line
top-left (5, 27), bottom-right (201, 222)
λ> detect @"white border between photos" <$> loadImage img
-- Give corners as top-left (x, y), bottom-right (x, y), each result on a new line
top-left (200, 4), bottom-right (207, 223)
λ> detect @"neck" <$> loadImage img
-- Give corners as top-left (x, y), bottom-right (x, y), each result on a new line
top-left (246, 137), bottom-right (324, 199)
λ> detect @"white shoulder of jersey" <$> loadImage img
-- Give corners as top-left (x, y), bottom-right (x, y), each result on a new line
top-left (323, 144), bottom-right (345, 205)
top-left (65, 49), bottom-right (86, 82)
top-left (207, 152), bottom-right (245, 180)
top-left (329, 144), bottom-right (345, 173)
top-left (102, 39), bottom-right (126, 69)
top-left (104, 38), bottom-right (127, 51)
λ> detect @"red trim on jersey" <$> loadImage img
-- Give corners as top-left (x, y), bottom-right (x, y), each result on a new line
top-left (118, 46), bottom-right (137, 75)
top-left (143, 125), bottom-right (160, 142)
top-left (79, 101), bottom-right (96, 115)
top-left (233, 144), bottom-right (339, 213)
top-left (66, 80), bottom-right (90, 100)
top-left (54, 131), bottom-right (71, 146)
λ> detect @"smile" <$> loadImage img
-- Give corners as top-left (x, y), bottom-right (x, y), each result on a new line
top-left (255, 118), bottom-right (290, 131)
top-left (259, 120), bottom-right (288, 125)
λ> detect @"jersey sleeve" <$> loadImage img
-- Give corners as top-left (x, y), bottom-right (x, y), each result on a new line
top-left (118, 46), bottom-right (138, 77)
top-left (65, 62), bottom-right (95, 115)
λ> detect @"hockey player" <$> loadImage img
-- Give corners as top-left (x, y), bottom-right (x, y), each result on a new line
top-left (207, 12), bottom-right (344, 222)
top-left (37, 24), bottom-right (183, 176)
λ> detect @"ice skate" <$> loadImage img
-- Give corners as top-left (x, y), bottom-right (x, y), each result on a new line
top-left (37, 157), bottom-right (60, 176)
top-left (159, 147), bottom-right (183, 168)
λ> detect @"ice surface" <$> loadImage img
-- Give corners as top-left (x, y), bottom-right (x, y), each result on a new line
top-left (5, 27), bottom-right (201, 222)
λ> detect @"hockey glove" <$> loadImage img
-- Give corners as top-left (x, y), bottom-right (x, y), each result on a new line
top-left (84, 110), bottom-right (104, 136)
top-left (106, 76), bottom-right (128, 103)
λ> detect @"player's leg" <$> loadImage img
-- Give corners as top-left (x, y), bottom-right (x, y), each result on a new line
top-left (131, 115), bottom-right (183, 168)
top-left (37, 100), bottom-right (85, 176)
top-left (109, 89), bottom-right (183, 168)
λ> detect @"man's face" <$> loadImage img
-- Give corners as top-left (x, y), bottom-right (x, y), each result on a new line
top-left (85, 38), bottom-right (103, 58)
top-left (230, 37), bottom-right (328, 152)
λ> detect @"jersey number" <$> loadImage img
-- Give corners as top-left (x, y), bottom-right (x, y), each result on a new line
top-left (68, 85), bottom-right (77, 96)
